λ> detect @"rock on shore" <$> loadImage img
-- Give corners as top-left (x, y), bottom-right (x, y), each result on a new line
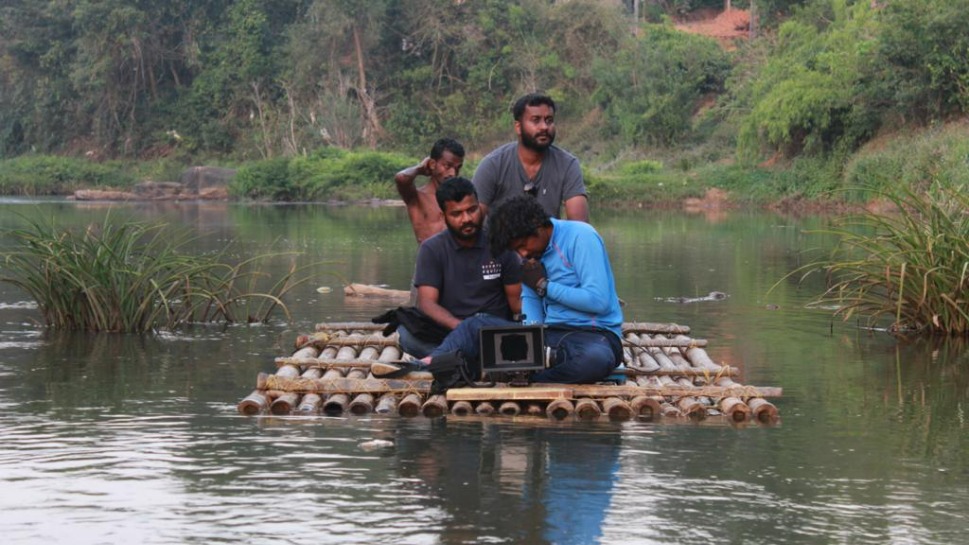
top-left (72, 166), bottom-right (235, 201)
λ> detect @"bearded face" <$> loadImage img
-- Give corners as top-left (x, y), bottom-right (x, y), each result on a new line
top-left (516, 104), bottom-right (556, 152)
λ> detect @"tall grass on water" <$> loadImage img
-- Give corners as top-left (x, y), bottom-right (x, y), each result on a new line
top-left (1, 216), bottom-right (308, 332)
top-left (800, 185), bottom-right (969, 335)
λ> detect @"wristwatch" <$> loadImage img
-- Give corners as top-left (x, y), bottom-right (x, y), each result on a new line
top-left (535, 278), bottom-right (548, 298)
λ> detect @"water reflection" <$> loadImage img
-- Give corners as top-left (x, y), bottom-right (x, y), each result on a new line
top-left (391, 420), bottom-right (622, 545)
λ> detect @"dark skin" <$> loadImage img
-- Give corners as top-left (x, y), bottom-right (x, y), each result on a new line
top-left (394, 150), bottom-right (464, 243)
top-left (417, 194), bottom-right (522, 330)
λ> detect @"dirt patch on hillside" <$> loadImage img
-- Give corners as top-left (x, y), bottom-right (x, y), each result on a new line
top-left (675, 8), bottom-right (750, 48)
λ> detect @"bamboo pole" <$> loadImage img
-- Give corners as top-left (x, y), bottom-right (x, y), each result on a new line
top-left (525, 403), bottom-right (544, 416)
top-left (545, 399), bottom-right (574, 420)
top-left (575, 398), bottom-right (602, 420)
top-left (475, 402), bottom-right (496, 416)
top-left (291, 345), bottom-right (320, 360)
top-left (677, 396), bottom-right (706, 419)
top-left (296, 393), bottom-right (323, 413)
top-left (349, 393), bottom-right (375, 415)
top-left (629, 396), bottom-right (662, 420)
top-left (661, 402), bottom-right (682, 417)
top-left (313, 321), bottom-right (690, 334)
top-left (622, 322), bottom-right (691, 334)
top-left (422, 394), bottom-right (448, 418)
top-left (375, 393), bottom-right (397, 415)
top-left (624, 337), bottom-right (708, 348)
top-left (238, 389), bottom-right (271, 415)
top-left (498, 401), bottom-right (521, 416)
top-left (270, 392), bottom-right (299, 415)
top-left (620, 367), bottom-right (739, 378)
top-left (450, 400), bottom-right (474, 416)
top-left (602, 397), bottom-right (633, 421)
top-left (399, 393), bottom-right (423, 417)
top-left (323, 393), bottom-right (349, 415)
top-left (748, 398), bottom-right (780, 424)
top-left (719, 397), bottom-right (752, 422)
top-left (358, 346), bottom-right (380, 361)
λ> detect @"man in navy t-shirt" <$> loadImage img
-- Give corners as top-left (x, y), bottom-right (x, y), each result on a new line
top-left (397, 177), bottom-right (523, 358)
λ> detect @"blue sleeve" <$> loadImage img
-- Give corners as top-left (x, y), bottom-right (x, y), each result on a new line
top-left (521, 286), bottom-right (545, 324)
top-left (546, 230), bottom-right (613, 314)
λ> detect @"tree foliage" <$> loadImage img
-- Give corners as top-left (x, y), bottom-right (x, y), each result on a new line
top-left (2, 0), bottom-right (968, 168)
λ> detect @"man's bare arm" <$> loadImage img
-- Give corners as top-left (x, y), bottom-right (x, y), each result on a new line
top-left (394, 157), bottom-right (432, 204)
top-left (564, 195), bottom-right (589, 223)
top-left (504, 283), bottom-right (523, 315)
top-left (417, 285), bottom-right (461, 330)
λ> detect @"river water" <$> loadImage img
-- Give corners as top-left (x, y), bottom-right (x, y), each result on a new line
top-left (0, 199), bottom-right (966, 544)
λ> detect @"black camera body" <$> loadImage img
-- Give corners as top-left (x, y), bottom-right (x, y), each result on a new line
top-left (478, 324), bottom-right (546, 382)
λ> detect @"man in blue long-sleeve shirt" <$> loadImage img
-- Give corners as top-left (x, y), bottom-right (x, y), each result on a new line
top-left (417, 195), bottom-right (622, 384)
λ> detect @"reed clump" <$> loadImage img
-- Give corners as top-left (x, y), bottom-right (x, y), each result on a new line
top-left (1, 216), bottom-right (306, 332)
top-left (805, 185), bottom-right (969, 335)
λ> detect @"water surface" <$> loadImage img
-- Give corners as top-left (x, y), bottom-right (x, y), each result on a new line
top-left (0, 200), bottom-right (966, 544)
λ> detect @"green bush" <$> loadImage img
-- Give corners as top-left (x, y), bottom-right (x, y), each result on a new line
top-left (231, 149), bottom-right (410, 202)
top-left (0, 156), bottom-right (133, 195)
top-left (592, 23), bottom-right (730, 146)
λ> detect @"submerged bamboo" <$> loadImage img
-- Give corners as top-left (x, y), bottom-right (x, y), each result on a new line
top-left (748, 398), bottom-right (779, 423)
top-left (475, 402), bottom-right (496, 416)
top-left (629, 396), bottom-right (662, 420)
top-left (398, 393), bottom-right (423, 417)
top-left (422, 395), bottom-right (448, 418)
top-left (545, 399), bottom-right (574, 420)
top-left (498, 401), bottom-right (521, 416)
top-left (375, 393), bottom-right (398, 415)
top-left (323, 393), bottom-right (349, 415)
top-left (575, 399), bottom-right (602, 420)
top-left (349, 393), bottom-right (375, 415)
top-left (296, 393), bottom-right (323, 413)
top-left (719, 397), bottom-right (752, 422)
top-left (270, 392), bottom-right (299, 415)
top-left (450, 400), bottom-right (474, 416)
top-left (602, 397), bottom-right (634, 421)
top-left (238, 389), bottom-right (271, 415)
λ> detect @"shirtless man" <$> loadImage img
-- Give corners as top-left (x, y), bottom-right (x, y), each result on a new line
top-left (395, 138), bottom-right (466, 243)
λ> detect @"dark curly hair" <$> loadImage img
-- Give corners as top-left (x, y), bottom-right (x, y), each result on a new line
top-left (435, 176), bottom-right (477, 211)
top-left (487, 195), bottom-right (552, 256)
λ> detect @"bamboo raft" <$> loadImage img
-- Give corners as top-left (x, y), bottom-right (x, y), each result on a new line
top-left (238, 321), bottom-right (781, 424)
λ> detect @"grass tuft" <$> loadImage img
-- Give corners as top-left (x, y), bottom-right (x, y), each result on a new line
top-left (795, 184), bottom-right (969, 335)
top-left (1, 214), bottom-right (309, 333)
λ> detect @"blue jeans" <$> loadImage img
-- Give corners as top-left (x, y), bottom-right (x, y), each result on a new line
top-left (431, 315), bottom-right (621, 384)
top-left (397, 325), bottom-right (441, 359)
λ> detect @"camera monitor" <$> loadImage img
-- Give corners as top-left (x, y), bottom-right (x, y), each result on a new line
top-left (478, 324), bottom-right (545, 378)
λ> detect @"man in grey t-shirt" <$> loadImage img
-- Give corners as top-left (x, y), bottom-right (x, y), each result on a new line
top-left (472, 93), bottom-right (589, 222)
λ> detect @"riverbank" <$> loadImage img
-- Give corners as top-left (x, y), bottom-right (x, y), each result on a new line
top-left (2, 119), bottom-right (966, 212)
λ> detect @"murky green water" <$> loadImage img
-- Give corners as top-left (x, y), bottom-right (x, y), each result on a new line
top-left (0, 199), bottom-right (966, 544)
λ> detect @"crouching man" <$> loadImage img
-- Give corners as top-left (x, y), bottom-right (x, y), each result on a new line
top-left (393, 177), bottom-right (523, 358)
top-left (419, 195), bottom-right (623, 384)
